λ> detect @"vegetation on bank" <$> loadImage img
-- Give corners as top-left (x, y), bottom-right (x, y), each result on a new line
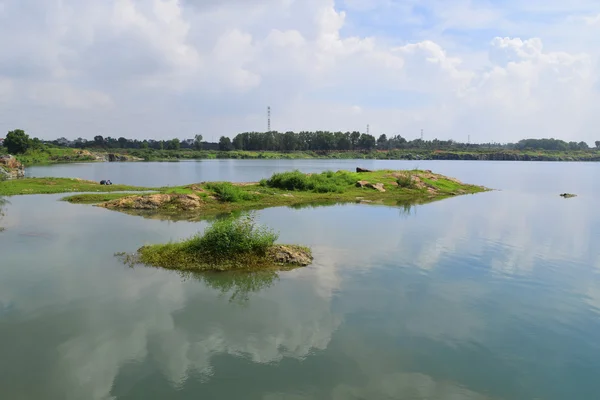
top-left (0, 178), bottom-right (151, 196)
top-left (55, 147), bottom-right (600, 162)
top-left (5, 128), bottom-right (600, 165)
top-left (121, 214), bottom-right (313, 272)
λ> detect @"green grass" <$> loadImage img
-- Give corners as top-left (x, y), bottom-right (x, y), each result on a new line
top-left (205, 182), bottom-right (257, 202)
top-left (0, 178), bottom-right (151, 196)
top-left (61, 192), bottom-right (152, 204)
top-left (14, 148), bottom-right (99, 165)
top-left (128, 214), bottom-right (312, 271)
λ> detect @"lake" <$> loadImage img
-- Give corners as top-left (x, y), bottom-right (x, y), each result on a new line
top-left (2, 160), bottom-right (600, 399)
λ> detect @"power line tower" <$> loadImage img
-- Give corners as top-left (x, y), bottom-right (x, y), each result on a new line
top-left (267, 106), bottom-right (271, 132)
top-left (367, 124), bottom-right (370, 135)
top-left (421, 129), bottom-right (424, 140)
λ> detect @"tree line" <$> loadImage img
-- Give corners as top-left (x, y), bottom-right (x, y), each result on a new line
top-left (3, 128), bottom-right (599, 154)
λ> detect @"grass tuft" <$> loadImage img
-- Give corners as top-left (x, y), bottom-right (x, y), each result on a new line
top-left (396, 173), bottom-right (417, 189)
top-left (263, 170), bottom-right (358, 193)
top-left (205, 182), bottom-right (257, 202)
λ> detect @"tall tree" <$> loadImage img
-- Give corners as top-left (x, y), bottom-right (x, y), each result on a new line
top-left (350, 131), bottom-right (361, 149)
top-left (3, 129), bottom-right (30, 154)
top-left (219, 136), bottom-right (233, 151)
top-left (358, 134), bottom-right (376, 150)
top-left (167, 138), bottom-right (180, 150)
top-left (377, 134), bottom-right (388, 149)
top-left (194, 134), bottom-right (203, 150)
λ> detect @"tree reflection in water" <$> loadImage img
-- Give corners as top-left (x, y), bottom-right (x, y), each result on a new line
top-left (178, 269), bottom-right (279, 305)
top-left (0, 197), bottom-right (8, 232)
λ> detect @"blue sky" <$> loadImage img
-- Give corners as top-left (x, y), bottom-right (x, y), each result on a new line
top-left (0, 0), bottom-right (599, 142)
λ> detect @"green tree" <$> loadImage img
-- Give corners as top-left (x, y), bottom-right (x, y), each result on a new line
top-left (4, 129), bottom-right (31, 154)
top-left (194, 134), bottom-right (203, 150)
top-left (334, 132), bottom-right (351, 150)
top-left (350, 131), bottom-right (361, 149)
top-left (595, 141), bottom-right (600, 149)
top-left (219, 136), bottom-right (233, 151)
top-left (167, 138), bottom-right (180, 150)
top-left (358, 134), bottom-right (376, 150)
top-left (282, 131), bottom-right (297, 151)
top-left (377, 134), bottom-right (388, 149)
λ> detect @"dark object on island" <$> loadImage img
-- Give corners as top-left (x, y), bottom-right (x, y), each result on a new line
top-left (100, 180), bottom-right (113, 186)
top-left (356, 167), bottom-right (372, 173)
top-left (560, 193), bottom-right (576, 198)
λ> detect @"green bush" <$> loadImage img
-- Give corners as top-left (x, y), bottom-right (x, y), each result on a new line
top-left (396, 174), bottom-right (417, 189)
top-left (264, 170), bottom-right (358, 193)
top-left (205, 182), bottom-right (255, 202)
top-left (185, 214), bottom-right (278, 259)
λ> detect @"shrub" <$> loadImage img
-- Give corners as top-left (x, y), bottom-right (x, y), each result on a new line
top-left (185, 214), bottom-right (278, 259)
top-left (264, 170), bottom-right (358, 193)
top-left (396, 174), bottom-right (416, 189)
top-left (205, 182), bottom-right (255, 202)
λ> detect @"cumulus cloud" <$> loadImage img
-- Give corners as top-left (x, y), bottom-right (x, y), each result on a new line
top-left (0, 0), bottom-right (598, 142)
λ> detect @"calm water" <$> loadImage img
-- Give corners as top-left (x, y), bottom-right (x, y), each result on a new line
top-left (2, 160), bottom-right (600, 399)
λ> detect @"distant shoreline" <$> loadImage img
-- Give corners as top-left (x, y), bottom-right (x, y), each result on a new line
top-left (5, 147), bottom-right (600, 167)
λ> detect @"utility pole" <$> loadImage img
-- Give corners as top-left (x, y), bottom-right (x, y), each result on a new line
top-left (267, 106), bottom-right (271, 132)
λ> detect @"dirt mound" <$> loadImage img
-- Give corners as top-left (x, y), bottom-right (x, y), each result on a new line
top-left (269, 245), bottom-right (313, 266)
top-left (100, 193), bottom-right (202, 210)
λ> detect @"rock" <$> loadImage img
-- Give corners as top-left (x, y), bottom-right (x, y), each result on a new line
top-left (367, 183), bottom-right (386, 192)
top-left (281, 193), bottom-right (294, 197)
top-left (270, 245), bottom-right (313, 266)
top-left (560, 193), bottom-right (577, 198)
top-left (356, 180), bottom-right (386, 192)
top-left (0, 155), bottom-right (25, 179)
top-left (356, 167), bottom-right (372, 173)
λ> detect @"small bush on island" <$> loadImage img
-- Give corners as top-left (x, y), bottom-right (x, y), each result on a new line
top-left (188, 213), bottom-right (279, 259)
top-left (129, 213), bottom-right (312, 271)
top-left (262, 170), bottom-right (358, 193)
top-left (396, 174), bottom-right (417, 189)
top-left (205, 182), bottom-right (256, 202)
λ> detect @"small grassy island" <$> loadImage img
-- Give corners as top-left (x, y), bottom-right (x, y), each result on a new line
top-left (59, 168), bottom-right (489, 214)
top-left (121, 214), bottom-right (313, 272)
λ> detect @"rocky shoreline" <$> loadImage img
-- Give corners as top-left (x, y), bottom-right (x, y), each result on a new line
top-left (0, 155), bottom-right (25, 179)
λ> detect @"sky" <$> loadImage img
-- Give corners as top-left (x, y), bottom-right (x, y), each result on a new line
top-left (0, 0), bottom-right (599, 143)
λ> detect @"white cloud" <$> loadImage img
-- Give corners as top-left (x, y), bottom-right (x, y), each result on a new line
top-left (0, 0), bottom-right (599, 142)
